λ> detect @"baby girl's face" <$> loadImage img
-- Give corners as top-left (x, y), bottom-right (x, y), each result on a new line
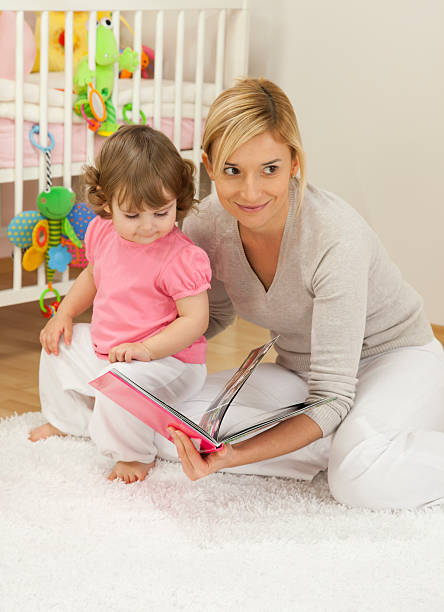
top-left (106, 197), bottom-right (177, 245)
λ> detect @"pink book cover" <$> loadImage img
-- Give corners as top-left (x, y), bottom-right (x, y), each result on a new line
top-left (88, 338), bottom-right (336, 454)
top-left (89, 369), bottom-right (222, 453)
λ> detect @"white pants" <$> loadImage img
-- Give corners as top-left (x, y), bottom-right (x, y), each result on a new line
top-left (155, 338), bottom-right (444, 510)
top-left (41, 326), bottom-right (444, 509)
top-left (39, 323), bottom-right (206, 463)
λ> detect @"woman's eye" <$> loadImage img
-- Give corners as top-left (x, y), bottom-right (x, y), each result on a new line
top-left (264, 165), bottom-right (278, 175)
top-left (223, 166), bottom-right (239, 176)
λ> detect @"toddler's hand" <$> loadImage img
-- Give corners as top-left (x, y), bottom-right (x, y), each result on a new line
top-left (40, 313), bottom-right (73, 356)
top-left (108, 342), bottom-right (152, 363)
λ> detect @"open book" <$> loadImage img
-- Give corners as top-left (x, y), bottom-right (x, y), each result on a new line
top-left (90, 337), bottom-right (335, 453)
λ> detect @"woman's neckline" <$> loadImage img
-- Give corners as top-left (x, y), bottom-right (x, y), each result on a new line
top-left (233, 180), bottom-right (297, 295)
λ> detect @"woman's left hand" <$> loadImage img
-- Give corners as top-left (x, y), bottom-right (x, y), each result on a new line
top-left (168, 428), bottom-right (234, 481)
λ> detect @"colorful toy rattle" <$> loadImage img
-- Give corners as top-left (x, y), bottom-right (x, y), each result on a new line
top-left (7, 125), bottom-right (95, 317)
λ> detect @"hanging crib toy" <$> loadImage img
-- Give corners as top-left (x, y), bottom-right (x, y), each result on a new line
top-left (73, 15), bottom-right (139, 136)
top-left (7, 125), bottom-right (95, 318)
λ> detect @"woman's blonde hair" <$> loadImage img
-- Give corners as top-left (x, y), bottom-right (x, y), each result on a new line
top-left (202, 77), bottom-right (307, 210)
top-left (83, 124), bottom-right (197, 221)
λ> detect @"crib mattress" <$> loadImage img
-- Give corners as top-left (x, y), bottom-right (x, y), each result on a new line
top-left (0, 73), bottom-right (214, 122)
top-left (0, 73), bottom-right (212, 167)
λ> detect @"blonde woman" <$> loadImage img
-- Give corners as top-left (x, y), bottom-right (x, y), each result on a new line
top-left (165, 77), bottom-right (444, 510)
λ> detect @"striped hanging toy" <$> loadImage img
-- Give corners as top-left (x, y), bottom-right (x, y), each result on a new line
top-left (7, 125), bottom-right (95, 318)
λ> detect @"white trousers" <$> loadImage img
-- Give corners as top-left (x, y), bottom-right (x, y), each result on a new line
top-left (39, 323), bottom-right (206, 464)
top-left (41, 325), bottom-right (444, 509)
top-left (156, 338), bottom-right (444, 510)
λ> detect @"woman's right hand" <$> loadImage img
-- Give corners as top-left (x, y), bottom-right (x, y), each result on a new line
top-left (40, 312), bottom-right (73, 356)
top-left (168, 427), bottom-right (235, 481)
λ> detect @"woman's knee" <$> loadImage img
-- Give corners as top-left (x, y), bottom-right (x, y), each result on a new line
top-left (327, 418), bottom-right (393, 508)
top-left (328, 460), bottom-right (378, 509)
top-left (328, 429), bottom-right (423, 509)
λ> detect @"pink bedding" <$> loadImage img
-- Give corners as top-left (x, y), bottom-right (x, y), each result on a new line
top-left (0, 117), bottom-right (202, 168)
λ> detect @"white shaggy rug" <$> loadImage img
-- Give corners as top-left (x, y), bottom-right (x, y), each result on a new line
top-left (1, 412), bottom-right (444, 612)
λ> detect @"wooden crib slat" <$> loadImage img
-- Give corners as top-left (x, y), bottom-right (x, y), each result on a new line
top-left (39, 11), bottom-right (49, 194)
top-left (37, 11), bottom-right (50, 287)
top-left (112, 11), bottom-right (120, 114)
top-left (153, 11), bottom-right (164, 131)
top-left (62, 11), bottom-right (74, 284)
top-left (174, 10), bottom-right (185, 151)
top-left (225, 6), bottom-right (249, 87)
top-left (63, 11), bottom-right (74, 190)
top-left (132, 11), bottom-right (143, 125)
top-left (215, 9), bottom-right (226, 95)
top-left (193, 10), bottom-right (206, 197)
top-left (14, 12), bottom-right (24, 215)
top-left (86, 11), bottom-right (97, 164)
top-left (13, 11), bottom-right (25, 292)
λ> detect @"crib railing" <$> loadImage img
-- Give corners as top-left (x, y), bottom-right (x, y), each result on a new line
top-left (0, 1), bottom-right (249, 307)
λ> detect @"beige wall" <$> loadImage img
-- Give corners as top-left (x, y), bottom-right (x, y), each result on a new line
top-left (248, 0), bottom-right (444, 324)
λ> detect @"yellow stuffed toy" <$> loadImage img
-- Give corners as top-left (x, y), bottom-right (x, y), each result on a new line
top-left (32, 11), bottom-right (111, 73)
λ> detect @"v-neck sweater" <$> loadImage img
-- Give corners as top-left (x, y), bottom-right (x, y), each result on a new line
top-left (182, 180), bottom-right (434, 435)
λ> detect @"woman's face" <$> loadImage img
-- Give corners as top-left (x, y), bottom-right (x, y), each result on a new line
top-left (203, 131), bottom-right (298, 234)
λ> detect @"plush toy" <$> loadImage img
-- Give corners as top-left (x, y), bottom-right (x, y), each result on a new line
top-left (7, 124), bottom-right (96, 317)
top-left (120, 45), bottom-right (155, 79)
top-left (7, 187), bottom-right (88, 280)
top-left (73, 15), bottom-right (139, 137)
top-left (32, 12), bottom-right (89, 73)
top-left (8, 125), bottom-right (96, 288)
top-left (0, 11), bottom-right (36, 79)
top-left (8, 194), bottom-right (95, 316)
top-left (8, 187), bottom-right (94, 319)
top-left (61, 202), bottom-right (95, 268)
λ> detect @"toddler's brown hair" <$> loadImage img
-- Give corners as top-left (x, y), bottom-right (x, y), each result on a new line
top-left (83, 124), bottom-right (197, 221)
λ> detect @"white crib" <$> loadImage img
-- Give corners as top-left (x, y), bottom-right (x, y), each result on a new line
top-left (0, 1), bottom-right (249, 307)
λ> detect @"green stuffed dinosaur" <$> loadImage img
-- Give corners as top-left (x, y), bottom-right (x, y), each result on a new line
top-left (73, 16), bottom-right (139, 136)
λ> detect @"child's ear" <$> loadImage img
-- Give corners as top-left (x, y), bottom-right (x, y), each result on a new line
top-left (202, 152), bottom-right (214, 181)
top-left (103, 203), bottom-right (111, 214)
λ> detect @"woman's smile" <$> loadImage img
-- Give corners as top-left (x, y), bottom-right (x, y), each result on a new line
top-left (235, 200), bottom-right (271, 213)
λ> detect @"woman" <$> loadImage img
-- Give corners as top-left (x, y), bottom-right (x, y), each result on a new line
top-left (165, 77), bottom-right (444, 510)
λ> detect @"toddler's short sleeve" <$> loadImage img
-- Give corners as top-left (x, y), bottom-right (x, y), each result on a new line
top-left (159, 245), bottom-right (211, 301)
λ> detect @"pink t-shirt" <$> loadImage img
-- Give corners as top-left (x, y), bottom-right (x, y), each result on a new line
top-left (84, 217), bottom-right (211, 363)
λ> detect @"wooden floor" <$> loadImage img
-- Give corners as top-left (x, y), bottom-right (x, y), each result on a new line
top-left (0, 299), bottom-right (443, 420)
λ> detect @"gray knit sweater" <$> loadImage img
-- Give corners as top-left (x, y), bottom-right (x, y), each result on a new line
top-left (182, 180), bottom-right (434, 436)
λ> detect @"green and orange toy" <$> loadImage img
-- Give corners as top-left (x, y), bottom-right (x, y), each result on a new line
top-left (73, 15), bottom-right (139, 136)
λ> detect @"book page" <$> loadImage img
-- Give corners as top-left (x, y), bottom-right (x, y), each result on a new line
top-left (198, 337), bottom-right (278, 439)
top-left (218, 397), bottom-right (335, 444)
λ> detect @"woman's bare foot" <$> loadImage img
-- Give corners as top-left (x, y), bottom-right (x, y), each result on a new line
top-left (108, 460), bottom-right (155, 484)
top-left (29, 422), bottom-right (67, 442)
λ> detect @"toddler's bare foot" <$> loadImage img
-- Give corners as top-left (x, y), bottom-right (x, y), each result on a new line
top-left (29, 422), bottom-right (67, 442)
top-left (108, 460), bottom-right (155, 484)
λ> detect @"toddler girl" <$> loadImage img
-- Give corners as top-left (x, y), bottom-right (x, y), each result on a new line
top-left (30, 125), bottom-right (211, 483)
